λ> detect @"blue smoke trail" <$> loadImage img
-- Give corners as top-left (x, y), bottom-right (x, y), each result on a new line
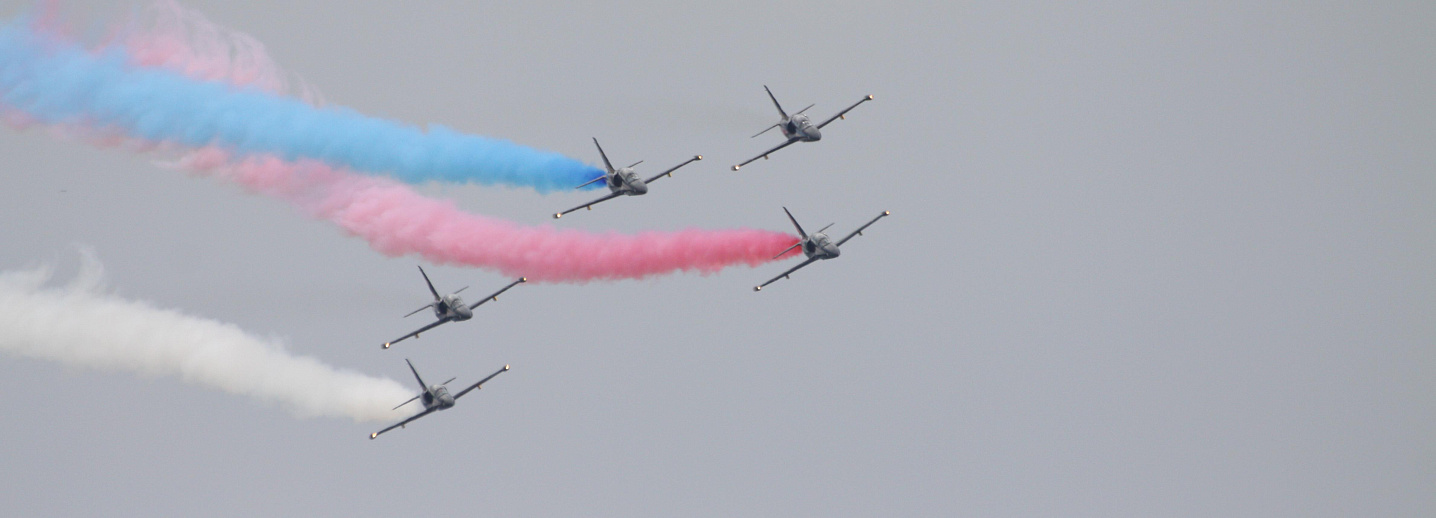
top-left (0, 20), bottom-right (603, 193)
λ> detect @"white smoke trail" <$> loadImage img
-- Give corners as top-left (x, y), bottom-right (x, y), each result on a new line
top-left (0, 252), bottom-right (414, 422)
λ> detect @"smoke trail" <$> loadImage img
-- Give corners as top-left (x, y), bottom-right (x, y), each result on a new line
top-left (0, 13), bottom-right (602, 192)
top-left (113, 0), bottom-right (321, 102)
top-left (7, 2), bottom-right (802, 281)
top-left (0, 252), bottom-right (416, 422)
top-left (16, 2), bottom-right (801, 282)
top-left (175, 149), bottom-right (801, 282)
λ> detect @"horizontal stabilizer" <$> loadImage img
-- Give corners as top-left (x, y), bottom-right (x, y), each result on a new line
top-left (575, 174), bottom-right (607, 190)
top-left (403, 303), bottom-right (434, 318)
top-left (391, 394), bottom-right (420, 410)
top-left (772, 241), bottom-right (801, 260)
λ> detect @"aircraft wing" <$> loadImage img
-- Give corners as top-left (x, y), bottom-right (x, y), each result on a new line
top-left (835, 211), bottom-right (890, 247)
top-left (754, 257), bottom-right (819, 291)
top-left (732, 138), bottom-right (799, 170)
top-left (816, 94), bottom-right (874, 130)
top-left (383, 318), bottom-right (450, 349)
top-left (644, 155), bottom-right (703, 184)
top-left (370, 407), bottom-right (439, 439)
top-left (468, 278), bottom-right (527, 310)
top-left (454, 365), bottom-right (511, 399)
top-left (554, 192), bottom-right (623, 219)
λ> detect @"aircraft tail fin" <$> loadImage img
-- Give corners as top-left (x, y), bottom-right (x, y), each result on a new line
top-left (782, 206), bottom-right (807, 239)
top-left (592, 138), bottom-right (615, 174)
top-left (405, 359), bottom-right (429, 392)
top-left (416, 265), bottom-right (441, 301)
top-left (763, 85), bottom-right (788, 119)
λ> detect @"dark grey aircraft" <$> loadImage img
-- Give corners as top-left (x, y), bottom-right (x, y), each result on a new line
top-left (754, 207), bottom-right (890, 291)
top-left (731, 86), bottom-right (874, 171)
top-left (370, 359), bottom-right (509, 439)
top-left (382, 266), bottom-right (526, 349)
top-left (553, 138), bottom-right (702, 218)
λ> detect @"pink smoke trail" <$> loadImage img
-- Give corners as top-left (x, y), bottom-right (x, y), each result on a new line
top-left (109, 0), bottom-right (322, 102)
top-left (171, 149), bottom-right (799, 282)
top-left (15, 2), bottom-right (802, 282)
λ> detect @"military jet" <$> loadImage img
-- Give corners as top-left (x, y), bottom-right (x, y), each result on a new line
top-left (754, 207), bottom-right (890, 291)
top-left (731, 86), bottom-right (873, 171)
top-left (553, 138), bottom-right (702, 218)
top-left (370, 359), bottom-right (509, 439)
top-left (382, 266), bottom-right (526, 349)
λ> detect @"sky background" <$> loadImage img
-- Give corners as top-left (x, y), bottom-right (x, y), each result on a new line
top-left (1, 1), bottom-right (1433, 516)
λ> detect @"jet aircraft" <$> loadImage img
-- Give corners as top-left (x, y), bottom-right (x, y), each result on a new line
top-left (754, 207), bottom-right (890, 291)
top-left (382, 266), bottom-right (526, 349)
top-left (731, 86), bottom-right (873, 171)
top-left (554, 138), bottom-right (702, 218)
top-left (370, 359), bottom-right (509, 439)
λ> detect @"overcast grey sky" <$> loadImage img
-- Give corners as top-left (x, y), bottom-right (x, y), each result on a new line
top-left (1, 1), bottom-right (1432, 516)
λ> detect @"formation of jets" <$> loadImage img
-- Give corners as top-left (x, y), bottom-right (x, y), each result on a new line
top-left (370, 85), bottom-right (888, 439)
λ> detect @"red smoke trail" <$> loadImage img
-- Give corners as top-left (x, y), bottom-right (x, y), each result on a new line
top-left (17, 2), bottom-right (801, 282)
top-left (174, 149), bottom-right (800, 282)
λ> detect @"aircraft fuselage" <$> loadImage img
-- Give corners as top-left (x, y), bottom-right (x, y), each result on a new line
top-left (435, 294), bottom-right (473, 321)
top-left (607, 168), bottom-right (648, 196)
top-left (780, 114), bottom-right (822, 142)
top-left (422, 385), bottom-right (456, 410)
top-left (804, 233), bottom-right (841, 260)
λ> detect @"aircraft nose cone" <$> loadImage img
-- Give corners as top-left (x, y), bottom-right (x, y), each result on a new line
top-left (827, 244), bottom-right (841, 257)
top-left (806, 128), bottom-right (822, 141)
top-left (632, 181), bottom-right (648, 195)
